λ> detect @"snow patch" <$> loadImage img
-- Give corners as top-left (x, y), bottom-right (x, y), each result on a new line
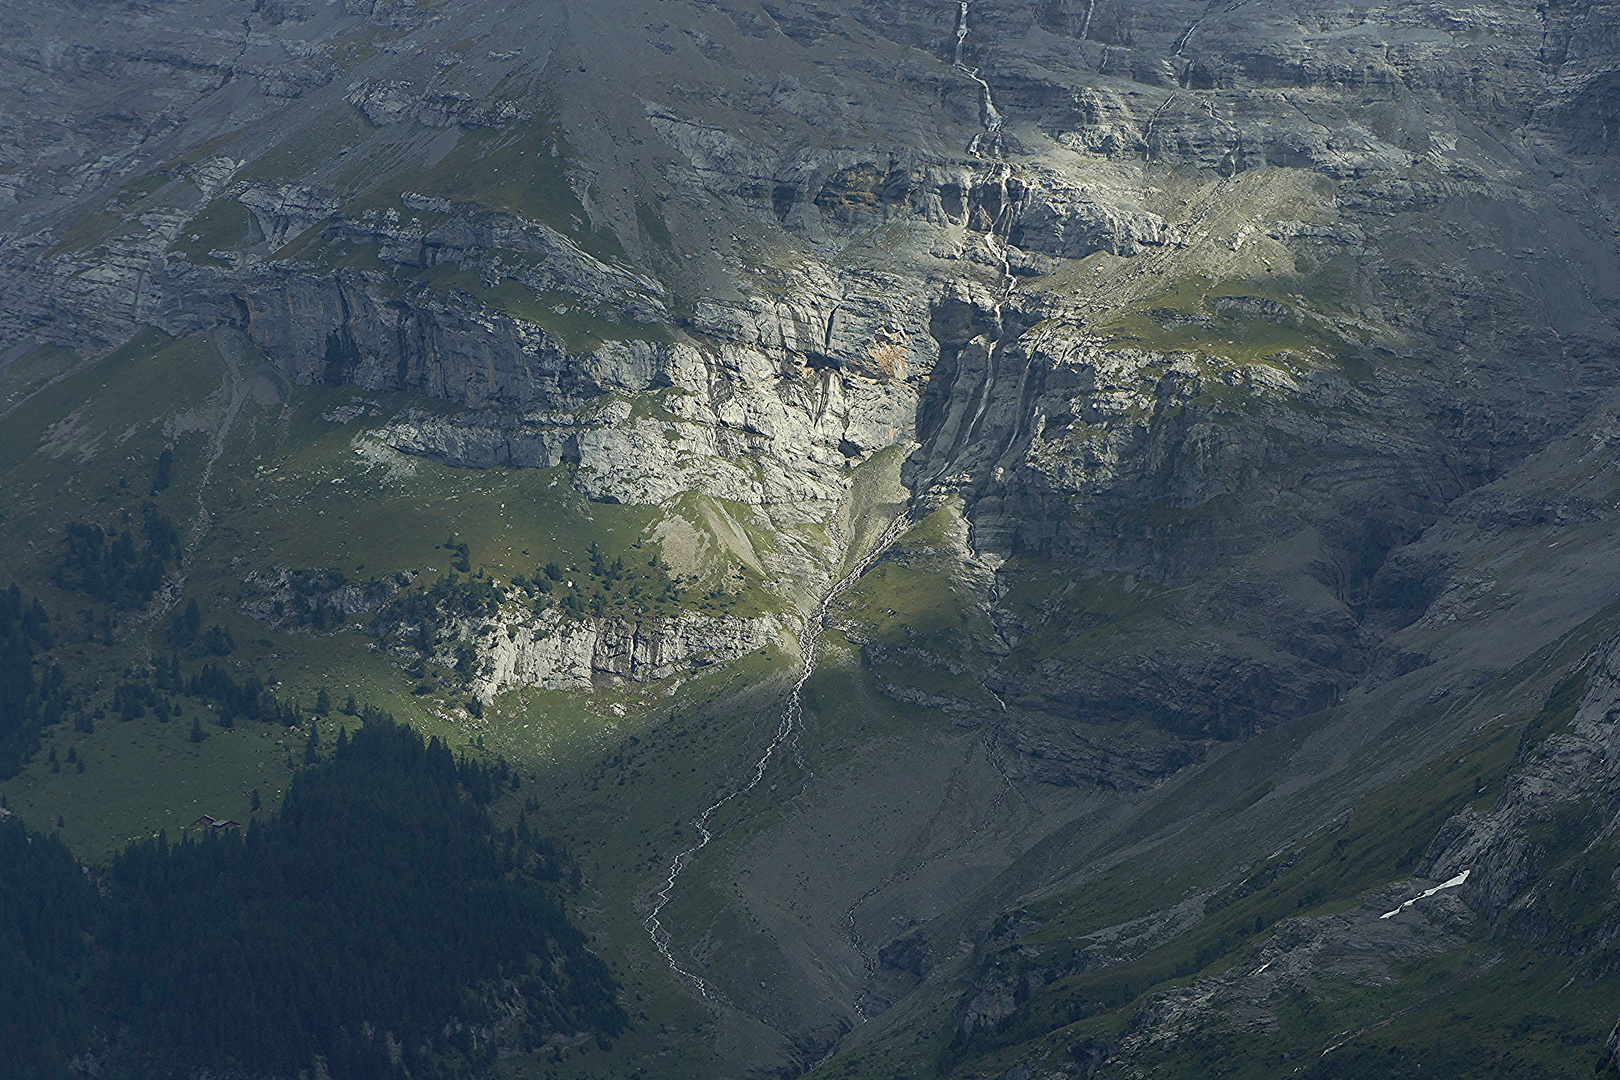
top-left (1379, 869), bottom-right (1469, 919)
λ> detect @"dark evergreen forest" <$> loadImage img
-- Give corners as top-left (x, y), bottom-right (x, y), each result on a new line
top-left (0, 714), bottom-right (624, 1080)
top-left (51, 504), bottom-right (182, 610)
top-left (0, 584), bottom-right (62, 777)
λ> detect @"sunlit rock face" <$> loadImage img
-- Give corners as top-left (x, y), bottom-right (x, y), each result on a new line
top-left (6, 0), bottom-right (1620, 1073)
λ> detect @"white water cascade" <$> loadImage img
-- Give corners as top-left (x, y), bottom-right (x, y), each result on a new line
top-left (954, 1), bottom-right (1004, 157)
top-left (642, 510), bottom-right (915, 998)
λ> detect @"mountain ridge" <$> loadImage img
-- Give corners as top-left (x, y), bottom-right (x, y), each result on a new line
top-left (5, 0), bottom-right (1620, 1076)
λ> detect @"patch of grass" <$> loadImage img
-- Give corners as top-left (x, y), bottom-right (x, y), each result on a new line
top-left (999, 564), bottom-right (1182, 664)
top-left (637, 200), bottom-right (675, 255)
top-left (1516, 661), bottom-right (1589, 759)
top-left (46, 210), bottom-right (131, 257)
top-left (1017, 708), bottom-right (1523, 954)
top-left (116, 171), bottom-right (175, 203)
top-left (829, 505), bottom-right (999, 705)
top-left (0, 326), bottom-right (194, 481)
top-left (1, 714), bottom-right (291, 863)
top-left (273, 227), bottom-right (395, 274)
top-left (168, 198), bottom-right (261, 262)
top-left (800, 631), bottom-right (958, 750)
top-left (419, 263), bottom-right (669, 352)
top-left (1092, 282), bottom-right (1350, 369)
top-left (1105, 944), bottom-right (1620, 1080)
top-left (357, 120), bottom-right (625, 262)
top-left (236, 106), bottom-right (374, 185)
top-left (0, 342), bottom-right (82, 430)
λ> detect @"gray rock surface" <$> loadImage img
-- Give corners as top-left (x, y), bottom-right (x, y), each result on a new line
top-left (468, 606), bottom-right (784, 697)
top-left (8, 0), bottom-right (1620, 1073)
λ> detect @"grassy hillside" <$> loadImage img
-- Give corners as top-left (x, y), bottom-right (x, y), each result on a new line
top-left (0, 327), bottom-right (921, 1077)
top-left (6, 322), bottom-right (1617, 1080)
top-left (805, 611), bottom-right (1620, 1080)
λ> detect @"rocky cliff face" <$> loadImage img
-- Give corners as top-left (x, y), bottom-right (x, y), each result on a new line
top-left (1423, 639), bottom-right (1620, 949)
top-left (7, 0), bottom-right (1620, 1075)
top-left (12, 0), bottom-right (1618, 726)
top-left (465, 606), bottom-right (784, 697)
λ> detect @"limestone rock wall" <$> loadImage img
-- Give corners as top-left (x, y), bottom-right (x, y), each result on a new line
top-left (460, 607), bottom-right (784, 698)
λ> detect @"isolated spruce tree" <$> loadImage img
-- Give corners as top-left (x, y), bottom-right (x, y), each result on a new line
top-left (203, 625), bottom-right (234, 656)
top-left (150, 448), bottom-right (173, 494)
top-left (168, 598), bottom-right (200, 647)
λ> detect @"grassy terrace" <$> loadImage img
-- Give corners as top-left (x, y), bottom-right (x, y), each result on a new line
top-left (0, 327), bottom-right (784, 850)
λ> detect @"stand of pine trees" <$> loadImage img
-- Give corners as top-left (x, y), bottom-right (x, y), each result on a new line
top-left (0, 584), bottom-right (63, 777)
top-left (0, 713), bottom-right (624, 1080)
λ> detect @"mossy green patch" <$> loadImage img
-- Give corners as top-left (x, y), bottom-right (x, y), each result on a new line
top-left (1083, 943), bottom-right (1620, 1080)
top-left (169, 197), bottom-right (261, 263)
top-left (236, 106), bottom-right (375, 185)
top-left (419, 262), bottom-right (669, 351)
top-left (999, 561), bottom-right (1183, 666)
top-left (0, 341), bottom-right (82, 437)
top-left (357, 120), bottom-right (625, 262)
top-left (828, 504), bottom-right (999, 706)
top-left (1009, 701), bottom-right (1522, 959)
top-left (0, 326), bottom-right (196, 483)
top-left (1, 712), bottom-right (291, 863)
top-left (1091, 277), bottom-right (1358, 371)
top-left (46, 210), bottom-right (131, 257)
top-left (636, 200), bottom-right (675, 255)
top-left (1517, 661), bottom-right (1589, 759)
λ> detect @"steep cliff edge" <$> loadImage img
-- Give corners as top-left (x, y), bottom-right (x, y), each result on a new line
top-left (5, 0), bottom-right (1620, 1076)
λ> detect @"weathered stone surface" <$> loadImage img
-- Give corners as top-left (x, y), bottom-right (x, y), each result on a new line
top-left (468, 607), bottom-right (784, 697)
top-left (9, 0), bottom-right (1620, 1072)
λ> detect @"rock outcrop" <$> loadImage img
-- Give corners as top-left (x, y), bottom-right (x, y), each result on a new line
top-left (467, 607), bottom-right (784, 698)
top-left (8, 0), bottom-right (1620, 1073)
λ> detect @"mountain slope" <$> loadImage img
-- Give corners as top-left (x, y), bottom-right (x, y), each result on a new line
top-left (4, 0), bottom-right (1620, 1076)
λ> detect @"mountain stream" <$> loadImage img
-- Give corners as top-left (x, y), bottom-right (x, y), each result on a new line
top-left (642, 510), bottom-right (915, 998)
